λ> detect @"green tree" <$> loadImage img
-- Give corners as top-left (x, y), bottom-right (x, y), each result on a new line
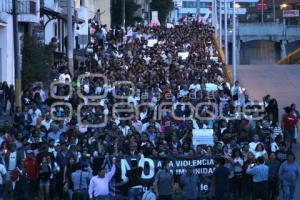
top-left (150, 0), bottom-right (173, 24)
top-left (111, 0), bottom-right (141, 27)
top-left (22, 36), bottom-right (53, 89)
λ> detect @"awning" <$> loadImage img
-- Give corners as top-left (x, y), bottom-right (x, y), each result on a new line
top-left (41, 7), bottom-right (85, 24)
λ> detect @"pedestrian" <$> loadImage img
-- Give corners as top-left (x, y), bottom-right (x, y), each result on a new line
top-left (142, 184), bottom-right (156, 200)
top-left (290, 104), bottom-right (300, 144)
top-left (23, 150), bottom-right (39, 199)
top-left (39, 156), bottom-right (52, 200)
top-left (231, 148), bottom-right (244, 199)
top-left (0, 159), bottom-right (7, 200)
top-left (126, 159), bottom-right (143, 200)
top-left (279, 152), bottom-right (299, 200)
top-left (246, 156), bottom-right (269, 200)
top-left (267, 152), bottom-right (280, 200)
top-left (154, 161), bottom-right (174, 200)
top-left (282, 107), bottom-right (298, 150)
top-left (71, 163), bottom-right (92, 200)
top-left (179, 166), bottom-right (199, 200)
top-left (88, 157), bottom-right (116, 200)
top-left (213, 157), bottom-right (230, 200)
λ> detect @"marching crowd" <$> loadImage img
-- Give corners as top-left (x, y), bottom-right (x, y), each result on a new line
top-left (0, 14), bottom-right (299, 200)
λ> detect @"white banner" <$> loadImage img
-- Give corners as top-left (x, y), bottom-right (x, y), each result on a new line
top-left (192, 129), bottom-right (214, 147)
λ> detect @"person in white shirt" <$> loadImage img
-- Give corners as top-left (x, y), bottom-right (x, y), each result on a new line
top-left (249, 134), bottom-right (261, 152)
top-left (0, 160), bottom-right (7, 199)
top-left (28, 104), bottom-right (42, 126)
top-left (251, 143), bottom-right (268, 159)
top-left (88, 158), bottom-right (116, 199)
top-left (231, 81), bottom-right (243, 105)
top-left (58, 69), bottom-right (71, 84)
top-left (142, 184), bottom-right (157, 200)
top-left (271, 135), bottom-right (283, 153)
top-left (41, 113), bottom-right (53, 131)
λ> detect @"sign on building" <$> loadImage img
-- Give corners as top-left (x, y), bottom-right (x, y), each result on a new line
top-left (283, 10), bottom-right (300, 18)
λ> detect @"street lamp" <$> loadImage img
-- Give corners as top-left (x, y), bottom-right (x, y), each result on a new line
top-left (232, 0), bottom-right (237, 83)
top-left (280, 3), bottom-right (288, 9)
top-left (224, 0), bottom-right (228, 64)
top-left (234, 3), bottom-right (240, 8)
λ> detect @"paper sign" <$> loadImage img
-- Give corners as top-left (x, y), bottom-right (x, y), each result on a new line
top-left (192, 129), bottom-right (214, 147)
top-left (147, 39), bottom-right (158, 47)
top-left (178, 52), bottom-right (189, 60)
top-left (205, 83), bottom-right (218, 92)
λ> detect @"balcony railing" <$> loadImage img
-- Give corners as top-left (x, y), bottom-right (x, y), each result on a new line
top-left (0, 0), bottom-right (36, 14)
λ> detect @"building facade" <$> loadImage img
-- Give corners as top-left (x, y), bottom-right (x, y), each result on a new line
top-left (0, 0), bottom-right (111, 85)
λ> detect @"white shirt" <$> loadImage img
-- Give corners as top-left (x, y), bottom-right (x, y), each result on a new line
top-left (249, 141), bottom-right (259, 152)
top-left (271, 142), bottom-right (279, 152)
top-left (28, 108), bottom-right (42, 126)
top-left (41, 119), bottom-right (53, 130)
top-left (8, 152), bottom-right (17, 171)
top-left (0, 164), bottom-right (7, 184)
top-left (189, 83), bottom-right (201, 92)
top-left (142, 190), bottom-right (156, 200)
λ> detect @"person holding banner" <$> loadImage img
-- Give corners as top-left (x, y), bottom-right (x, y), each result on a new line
top-left (179, 166), bottom-right (199, 200)
top-left (213, 157), bottom-right (230, 200)
top-left (88, 157), bottom-right (116, 200)
top-left (154, 162), bottom-right (174, 200)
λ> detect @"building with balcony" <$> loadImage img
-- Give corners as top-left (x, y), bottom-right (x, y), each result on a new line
top-left (0, 0), bottom-right (40, 85)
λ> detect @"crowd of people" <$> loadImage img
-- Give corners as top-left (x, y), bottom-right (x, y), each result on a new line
top-left (0, 14), bottom-right (300, 200)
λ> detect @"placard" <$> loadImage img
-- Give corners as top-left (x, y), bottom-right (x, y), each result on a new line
top-left (192, 129), bottom-right (214, 147)
top-left (178, 52), bottom-right (189, 60)
top-left (147, 39), bottom-right (158, 47)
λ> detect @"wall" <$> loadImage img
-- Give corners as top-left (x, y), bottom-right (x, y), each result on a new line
top-left (240, 40), bottom-right (280, 65)
top-left (0, 13), bottom-right (15, 85)
top-left (18, 0), bottom-right (41, 23)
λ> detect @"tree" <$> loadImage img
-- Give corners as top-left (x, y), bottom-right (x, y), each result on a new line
top-left (150, 0), bottom-right (173, 24)
top-left (21, 36), bottom-right (53, 89)
top-left (111, 0), bottom-right (141, 27)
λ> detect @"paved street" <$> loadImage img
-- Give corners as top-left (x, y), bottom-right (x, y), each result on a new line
top-left (238, 64), bottom-right (300, 199)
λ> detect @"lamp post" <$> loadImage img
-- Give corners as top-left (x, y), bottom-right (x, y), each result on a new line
top-left (232, 0), bottom-right (237, 83)
top-left (12, 0), bottom-right (21, 110)
top-left (219, 0), bottom-right (222, 48)
top-left (67, 0), bottom-right (74, 76)
top-left (224, 0), bottom-right (228, 64)
top-left (122, 0), bottom-right (126, 28)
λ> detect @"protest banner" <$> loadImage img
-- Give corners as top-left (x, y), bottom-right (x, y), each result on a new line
top-left (93, 156), bottom-right (216, 199)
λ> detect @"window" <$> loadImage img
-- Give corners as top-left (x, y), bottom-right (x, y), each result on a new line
top-left (183, 1), bottom-right (197, 8)
top-left (29, 1), bottom-right (36, 15)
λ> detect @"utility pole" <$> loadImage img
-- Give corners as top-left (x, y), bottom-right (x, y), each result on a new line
top-left (219, 0), bottom-right (222, 48)
top-left (232, 0), bottom-right (237, 83)
top-left (261, 0), bottom-right (264, 23)
top-left (197, 0), bottom-right (200, 16)
top-left (13, 0), bottom-right (21, 110)
top-left (67, 0), bottom-right (74, 76)
top-left (273, 0), bottom-right (275, 22)
top-left (224, 0), bottom-right (228, 64)
top-left (122, 0), bottom-right (126, 28)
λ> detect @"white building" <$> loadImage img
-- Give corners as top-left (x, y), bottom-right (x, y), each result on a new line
top-left (0, 0), bottom-right (40, 85)
top-left (0, 0), bottom-right (111, 85)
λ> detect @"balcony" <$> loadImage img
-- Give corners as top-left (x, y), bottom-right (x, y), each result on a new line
top-left (0, 0), bottom-right (40, 23)
top-left (0, 0), bottom-right (37, 14)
